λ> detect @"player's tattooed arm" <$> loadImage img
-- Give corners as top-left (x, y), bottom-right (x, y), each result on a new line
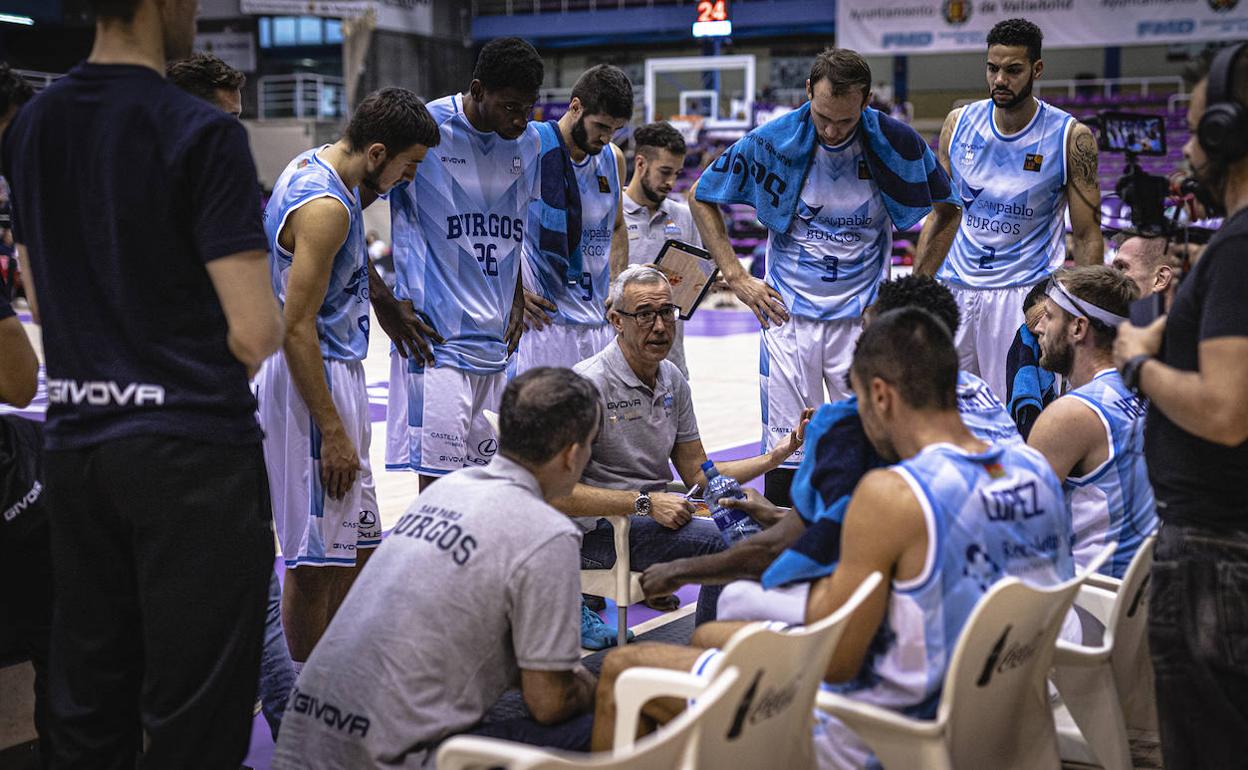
top-left (1066, 124), bottom-right (1104, 267)
top-left (1070, 127), bottom-right (1100, 189)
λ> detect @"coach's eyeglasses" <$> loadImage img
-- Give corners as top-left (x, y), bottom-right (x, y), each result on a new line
top-left (615, 304), bottom-right (679, 327)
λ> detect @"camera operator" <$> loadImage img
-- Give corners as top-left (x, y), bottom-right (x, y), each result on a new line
top-left (1113, 42), bottom-right (1248, 768)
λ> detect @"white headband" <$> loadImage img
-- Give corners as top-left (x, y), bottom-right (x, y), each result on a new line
top-left (1046, 279), bottom-right (1128, 328)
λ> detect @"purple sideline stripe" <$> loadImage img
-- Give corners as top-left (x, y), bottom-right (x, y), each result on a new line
top-left (682, 308), bottom-right (759, 337)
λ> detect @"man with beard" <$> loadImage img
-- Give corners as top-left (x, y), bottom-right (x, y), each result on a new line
top-left (1114, 42), bottom-right (1248, 767)
top-left (1, 0), bottom-right (285, 762)
top-left (622, 121), bottom-right (700, 378)
top-left (514, 65), bottom-right (632, 374)
top-left (1027, 266), bottom-right (1156, 579)
top-left (258, 89), bottom-right (440, 664)
top-left (919, 18), bottom-right (1103, 401)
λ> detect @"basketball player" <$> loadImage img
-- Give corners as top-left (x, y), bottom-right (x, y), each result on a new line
top-left (921, 18), bottom-right (1103, 400)
top-left (591, 308), bottom-right (1074, 767)
top-left (1029, 266), bottom-right (1156, 579)
top-left (386, 37), bottom-right (545, 491)
top-left (257, 88), bottom-right (439, 663)
top-left (688, 48), bottom-right (960, 506)
top-left (513, 64), bottom-right (632, 374)
top-left (623, 121), bottom-right (701, 377)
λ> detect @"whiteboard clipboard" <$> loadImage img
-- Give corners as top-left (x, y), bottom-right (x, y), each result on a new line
top-left (654, 239), bottom-right (719, 321)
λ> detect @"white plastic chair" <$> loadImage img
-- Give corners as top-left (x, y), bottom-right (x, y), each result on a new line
top-left (435, 667), bottom-right (741, 770)
top-left (612, 571), bottom-right (884, 770)
top-left (816, 545), bottom-right (1115, 770)
top-left (1052, 533), bottom-right (1159, 770)
top-left (579, 515), bottom-right (646, 648)
top-left (484, 409), bottom-right (642, 648)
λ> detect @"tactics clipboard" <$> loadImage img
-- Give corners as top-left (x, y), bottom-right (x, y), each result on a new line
top-left (653, 239), bottom-right (720, 321)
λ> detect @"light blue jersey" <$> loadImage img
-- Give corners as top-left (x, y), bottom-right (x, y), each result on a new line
top-left (1063, 369), bottom-right (1157, 579)
top-left (957, 370), bottom-right (1022, 446)
top-left (766, 133), bottom-right (892, 321)
top-left (524, 143), bottom-right (619, 326)
top-left (939, 99), bottom-right (1075, 289)
top-left (264, 146), bottom-right (369, 361)
top-left (390, 94), bottom-right (542, 374)
top-left (829, 441), bottom-right (1073, 722)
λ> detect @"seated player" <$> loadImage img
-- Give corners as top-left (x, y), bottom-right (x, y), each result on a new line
top-left (591, 308), bottom-right (1075, 770)
top-left (1004, 283), bottom-right (1058, 440)
top-left (638, 275), bottom-right (1021, 625)
top-left (555, 265), bottom-right (809, 641)
top-left (1028, 266), bottom-right (1157, 578)
top-left (271, 369), bottom-right (601, 768)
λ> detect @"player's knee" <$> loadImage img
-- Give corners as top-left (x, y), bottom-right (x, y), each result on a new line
top-left (599, 645), bottom-right (644, 685)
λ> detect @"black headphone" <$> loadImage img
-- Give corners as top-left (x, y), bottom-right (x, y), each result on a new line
top-left (1198, 42), bottom-right (1248, 163)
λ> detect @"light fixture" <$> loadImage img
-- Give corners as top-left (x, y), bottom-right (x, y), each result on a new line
top-left (0, 13), bottom-right (34, 26)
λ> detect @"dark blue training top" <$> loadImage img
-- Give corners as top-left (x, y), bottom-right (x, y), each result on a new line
top-left (1, 63), bottom-right (267, 450)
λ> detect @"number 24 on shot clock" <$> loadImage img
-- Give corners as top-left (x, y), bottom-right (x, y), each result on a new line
top-left (693, 0), bottom-right (731, 37)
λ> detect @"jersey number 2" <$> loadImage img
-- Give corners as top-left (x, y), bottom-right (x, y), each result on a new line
top-left (977, 246), bottom-right (997, 270)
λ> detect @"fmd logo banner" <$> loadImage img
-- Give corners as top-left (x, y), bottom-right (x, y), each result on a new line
top-left (837, 0), bottom-right (1248, 56)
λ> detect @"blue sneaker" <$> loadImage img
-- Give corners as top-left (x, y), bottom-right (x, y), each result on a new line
top-left (580, 603), bottom-right (634, 650)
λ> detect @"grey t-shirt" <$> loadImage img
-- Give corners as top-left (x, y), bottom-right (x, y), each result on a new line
top-left (270, 456), bottom-right (583, 770)
top-left (622, 194), bottom-right (701, 378)
top-left (573, 340), bottom-right (699, 530)
top-left (622, 194), bottom-right (702, 264)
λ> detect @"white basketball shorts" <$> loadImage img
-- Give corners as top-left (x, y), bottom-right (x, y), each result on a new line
top-left (511, 321), bottom-right (615, 375)
top-left (760, 316), bottom-right (863, 469)
top-left (256, 354), bottom-right (379, 569)
top-left (948, 282), bottom-right (1040, 402)
top-left (385, 353), bottom-right (505, 476)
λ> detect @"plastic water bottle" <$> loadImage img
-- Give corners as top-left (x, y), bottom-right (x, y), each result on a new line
top-left (702, 460), bottom-right (762, 546)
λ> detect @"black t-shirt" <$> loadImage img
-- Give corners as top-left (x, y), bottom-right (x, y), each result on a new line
top-left (0, 63), bottom-right (267, 450)
top-left (0, 284), bottom-right (12, 322)
top-left (1145, 207), bottom-right (1248, 526)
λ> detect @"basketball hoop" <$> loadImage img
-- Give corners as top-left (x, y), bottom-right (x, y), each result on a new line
top-left (667, 115), bottom-right (705, 145)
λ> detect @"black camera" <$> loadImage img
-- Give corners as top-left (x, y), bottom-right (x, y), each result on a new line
top-left (1098, 112), bottom-right (1170, 234)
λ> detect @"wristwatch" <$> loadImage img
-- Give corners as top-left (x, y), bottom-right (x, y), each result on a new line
top-left (1120, 354), bottom-right (1152, 393)
top-left (634, 490), bottom-right (652, 516)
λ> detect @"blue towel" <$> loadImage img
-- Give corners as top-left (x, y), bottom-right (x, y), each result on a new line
top-left (1005, 323), bottom-right (1056, 440)
top-left (534, 120), bottom-right (583, 287)
top-left (695, 103), bottom-right (955, 235)
top-left (761, 398), bottom-right (886, 589)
